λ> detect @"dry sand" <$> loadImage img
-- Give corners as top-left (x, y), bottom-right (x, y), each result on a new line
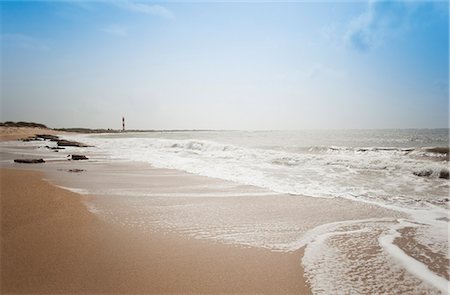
top-left (0, 127), bottom-right (63, 141)
top-left (1, 168), bottom-right (311, 294)
top-left (2, 127), bottom-right (447, 294)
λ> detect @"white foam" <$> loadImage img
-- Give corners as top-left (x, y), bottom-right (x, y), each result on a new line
top-left (52, 184), bottom-right (90, 195)
top-left (60, 132), bottom-right (449, 294)
top-left (280, 218), bottom-right (387, 251)
top-left (302, 218), bottom-right (446, 294)
top-left (67, 133), bottom-right (449, 249)
top-left (64, 135), bottom-right (449, 205)
top-left (379, 220), bottom-right (450, 294)
top-left (90, 190), bottom-right (281, 198)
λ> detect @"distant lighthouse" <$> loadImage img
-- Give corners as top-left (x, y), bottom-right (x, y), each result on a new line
top-left (122, 116), bottom-right (125, 132)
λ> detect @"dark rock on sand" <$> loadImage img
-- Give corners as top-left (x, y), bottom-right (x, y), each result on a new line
top-left (439, 169), bottom-right (449, 180)
top-left (36, 134), bottom-right (59, 140)
top-left (20, 136), bottom-right (40, 142)
top-left (57, 139), bottom-right (89, 147)
top-left (413, 169), bottom-right (433, 177)
top-left (20, 134), bottom-right (59, 142)
top-left (45, 145), bottom-right (65, 150)
top-left (425, 147), bottom-right (449, 161)
top-left (68, 169), bottom-right (85, 173)
top-left (70, 155), bottom-right (88, 160)
top-left (14, 158), bottom-right (45, 164)
top-left (425, 147), bottom-right (449, 154)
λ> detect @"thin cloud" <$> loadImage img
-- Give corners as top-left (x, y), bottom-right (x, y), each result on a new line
top-left (1, 33), bottom-right (49, 51)
top-left (345, 1), bottom-right (411, 52)
top-left (100, 24), bottom-right (128, 36)
top-left (113, 1), bottom-right (174, 20)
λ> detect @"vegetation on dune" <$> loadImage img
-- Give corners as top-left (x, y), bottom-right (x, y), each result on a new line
top-left (0, 121), bottom-right (48, 128)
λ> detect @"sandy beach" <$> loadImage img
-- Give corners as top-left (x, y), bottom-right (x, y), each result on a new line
top-left (1, 168), bottom-right (310, 294)
top-left (2, 1), bottom-right (448, 293)
top-left (1, 127), bottom-right (448, 294)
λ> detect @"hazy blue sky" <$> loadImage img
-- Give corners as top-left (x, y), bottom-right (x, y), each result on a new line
top-left (1, 1), bottom-right (448, 130)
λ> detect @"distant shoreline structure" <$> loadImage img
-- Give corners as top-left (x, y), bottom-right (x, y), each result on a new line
top-left (53, 128), bottom-right (222, 133)
top-left (1, 121), bottom-right (449, 134)
top-left (0, 121), bottom-right (220, 133)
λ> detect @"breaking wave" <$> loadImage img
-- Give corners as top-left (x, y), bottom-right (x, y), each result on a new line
top-left (65, 135), bottom-right (449, 207)
top-left (57, 131), bottom-right (449, 294)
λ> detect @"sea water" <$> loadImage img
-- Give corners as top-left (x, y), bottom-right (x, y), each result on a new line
top-left (65, 129), bottom-right (448, 205)
top-left (6, 129), bottom-right (449, 294)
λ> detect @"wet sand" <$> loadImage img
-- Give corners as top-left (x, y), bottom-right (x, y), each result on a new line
top-left (1, 168), bottom-right (311, 294)
top-left (2, 128), bottom-right (445, 294)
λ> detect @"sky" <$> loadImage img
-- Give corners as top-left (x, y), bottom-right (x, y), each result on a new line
top-left (0, 0), bottom-right (448, 130)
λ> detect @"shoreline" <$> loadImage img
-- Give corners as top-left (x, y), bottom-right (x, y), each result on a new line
top-left (1, 168), bottom-right (312, 294)
top-left (1, 128), bottom-right (448, 294)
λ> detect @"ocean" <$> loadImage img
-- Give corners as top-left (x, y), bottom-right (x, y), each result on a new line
top-left (67, 129), bottom-right (448, 204)
top-left (3, 129), bottom-right (449, 294)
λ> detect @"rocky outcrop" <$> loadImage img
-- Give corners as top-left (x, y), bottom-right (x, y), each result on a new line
top-left (45, 145), bottom-right (65, 150)
top-left (413, 169), bottom-right (433, 177)
top-left (20, 136), bottom-right (40, 142)
top-left (57, 140), bottom-right (89, 147)
top-left (18, 134), bottom-right (91, 148)
top-left (70, 154), bottom-right (88, 160)
top-left (36, 134), bottom-right (60, 140)
top-left (425, 147), bottom-right (449, 154)
top-left (413, 168), bottom-right (449, 180)
top-left (439, 169), bottom-right (449, 179)
top-left (18, 134), bottom-right (88, 145)
top-left (425, 147), bottom-right (449, 161)
top-left (14, 158), bottom-right (45, 164)
top-left (20, 134), bottom-right (59, 142)
top-left (68, 169), bottom-right (85, 173)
